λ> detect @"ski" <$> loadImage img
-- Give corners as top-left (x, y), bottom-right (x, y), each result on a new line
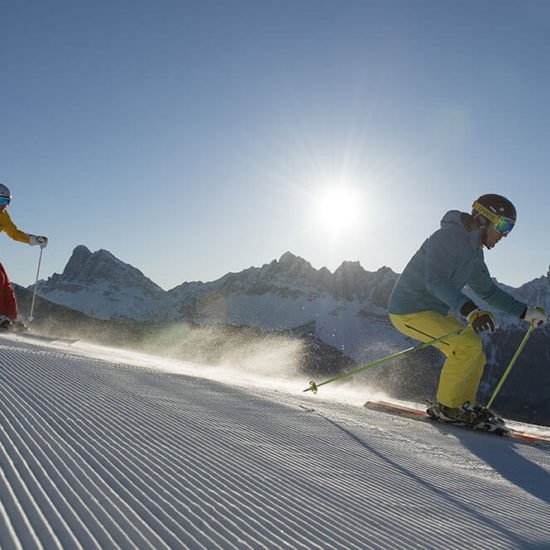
top-left (17, 332), bottom-right (79, 345)
top-left (364, 400), bottom-right (550, 445)
top-left (0, 329), bottom-right (78, 345)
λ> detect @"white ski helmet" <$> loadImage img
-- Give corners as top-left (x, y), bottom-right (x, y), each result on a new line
top-left (0, 183), bottom-right (11, 205)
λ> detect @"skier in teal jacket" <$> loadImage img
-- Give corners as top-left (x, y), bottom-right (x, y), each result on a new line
top-left (388, 194), bottom-right (547, 430)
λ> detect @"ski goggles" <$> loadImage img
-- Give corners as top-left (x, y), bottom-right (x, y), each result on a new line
top-left (493, 216), bottom-right (515, 234)
top-left (472, 201), bottom-right (515, 234)
top-left (0, 196), bottom-right (10, 206)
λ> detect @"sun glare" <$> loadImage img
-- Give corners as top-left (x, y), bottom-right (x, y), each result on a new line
top-left (313, 186), bottom-right (362, 236)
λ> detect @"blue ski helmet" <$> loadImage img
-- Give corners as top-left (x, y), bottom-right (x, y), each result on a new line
top-left (0, 184), bottom-right (11, 206)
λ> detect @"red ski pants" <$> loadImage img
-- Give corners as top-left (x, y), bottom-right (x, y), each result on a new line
top-left (0, 262), bottom-right (18, 320)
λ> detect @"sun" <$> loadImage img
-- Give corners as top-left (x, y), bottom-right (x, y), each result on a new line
top-left (312, 186), bottom-right (362, 235)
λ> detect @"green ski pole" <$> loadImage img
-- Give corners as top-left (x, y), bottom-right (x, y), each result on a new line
top-left (304, 326), bottom-right (469, 394)
top-left (486, 322), bottom-right (536, 409)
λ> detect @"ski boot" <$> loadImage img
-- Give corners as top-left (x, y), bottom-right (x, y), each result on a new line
top-left (0, 316), bottom-right (13, 331)
top-left (427, 401), bottom-right (507, 434)
top-left (0, 317), bottom-right (29, 333)
top-left (12, 320), bottom-right (29, 333)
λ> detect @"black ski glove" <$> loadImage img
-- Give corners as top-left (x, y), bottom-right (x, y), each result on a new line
top-left (461, 300), bottom-right (497, 334)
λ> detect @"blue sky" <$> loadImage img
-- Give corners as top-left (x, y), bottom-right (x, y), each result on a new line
top-left (1, 0), bottom-right (549, 289)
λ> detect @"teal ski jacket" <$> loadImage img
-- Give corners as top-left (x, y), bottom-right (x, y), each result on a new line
top-left (388, 210), bottom-right (526, 317)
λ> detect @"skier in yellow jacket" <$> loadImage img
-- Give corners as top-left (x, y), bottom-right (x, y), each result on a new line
top-left (0, 183), bottom-right (48, 329)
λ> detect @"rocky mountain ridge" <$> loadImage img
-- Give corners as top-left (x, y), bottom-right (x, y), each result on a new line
top-left (26, 246), bottom-right (550, 424)
top-left (35, 245), bottom-right (171, 321)
top-left (32, 246), bottom-right (550, 360)
top-left (33, 247), bottom-right (401, 357)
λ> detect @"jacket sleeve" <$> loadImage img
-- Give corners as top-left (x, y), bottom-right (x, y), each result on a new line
top-left (423, 227), bottom-right (472, 312)
top-left (0, 211), bottom-right (30, 244)
top-left (468, 256), bottom-right (527, 317)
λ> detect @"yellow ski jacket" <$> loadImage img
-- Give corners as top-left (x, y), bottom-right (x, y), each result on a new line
top-left (0, 210), bottom-right (30, 244)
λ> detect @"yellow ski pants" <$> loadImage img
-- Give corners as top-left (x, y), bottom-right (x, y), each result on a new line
top-left (389, 311), bottom-right (486, 408)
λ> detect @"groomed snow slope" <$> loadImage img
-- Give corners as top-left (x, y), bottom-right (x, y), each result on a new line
top-left (0, 334), bottom-right (549, 549)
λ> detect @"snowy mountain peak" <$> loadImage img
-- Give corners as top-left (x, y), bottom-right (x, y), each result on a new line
top-left (272, 252), bottom-right (318, 282)
top-left (34, 245), bottom-right (169, 321)
top-left (278, 251), bottom-right (299, 264)
top-left (60, 245), bottom-right (154, 288)
top-left (333, 260), bottom-right (365, 280)
top-left (62, 244), bottom-right (93, 278)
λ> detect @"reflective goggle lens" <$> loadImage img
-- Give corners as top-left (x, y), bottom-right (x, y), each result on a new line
top-left (494, 216), bottom-right (515, 234)
top-left (0, 196), bottom-right (10, 206)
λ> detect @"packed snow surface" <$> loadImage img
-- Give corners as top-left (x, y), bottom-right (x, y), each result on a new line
top-left (1, 334), bottom-right (549, 549)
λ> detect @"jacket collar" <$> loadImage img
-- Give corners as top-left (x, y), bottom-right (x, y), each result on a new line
top-left (440, 210), bottom-right (482, 250)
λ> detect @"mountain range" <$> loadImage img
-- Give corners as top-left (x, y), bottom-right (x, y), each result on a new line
top-left (30, 245), bottom-right (550, 424)
top-left (34, 245), bottom-right (550, 355)
top-left (33, 245), bottom-right (404, 361)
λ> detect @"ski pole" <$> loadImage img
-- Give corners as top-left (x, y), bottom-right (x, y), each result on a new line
top-left (486, 322), bottom-right (536, 409)
top-left (304, 326), bottom-right (470, 394)
top-left (28, 247), bottom-right (44, 324)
